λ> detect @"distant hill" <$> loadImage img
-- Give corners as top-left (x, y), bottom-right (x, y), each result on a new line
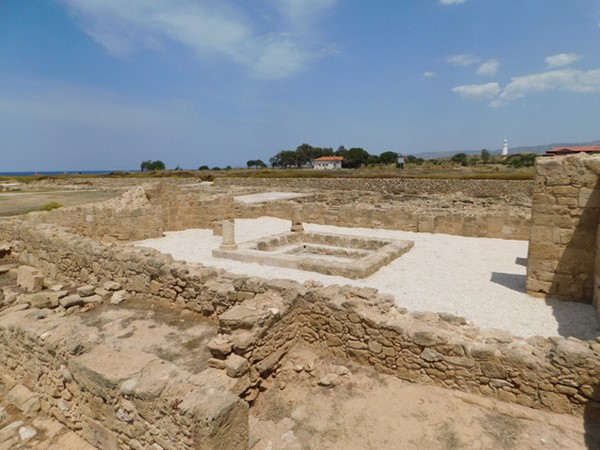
top-left (415, 139), bottom-right (600, 159)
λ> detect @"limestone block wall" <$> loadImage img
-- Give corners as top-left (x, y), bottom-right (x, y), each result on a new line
top-left (3, 222), bottom-right (242, 317)
top-left (144, 183), bottom-right (234, 232)
top-left (290, 289), bottom-right (600, 415)
top-left (526, 154), bottom-right (600, 302)
top-left (22, 179), bottom-right (531, 242)
top-left (27, 183), bottom-right (234, 242)
top-left (235, 199), bottom-right (531, 240)
top-left (2, 220), bottom-right (600, 417)
top-left (213, 283), bottom-right (600, 416)
top-left (0, 307), bottom-right (248, 450)
top-left (27, 187), bottom-right (163, 241)
top-left (217, 177), bottom-right (533, 198)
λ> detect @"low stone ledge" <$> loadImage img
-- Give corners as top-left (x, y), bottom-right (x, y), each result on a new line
top-left (0, 302), bottom-right (249, 450)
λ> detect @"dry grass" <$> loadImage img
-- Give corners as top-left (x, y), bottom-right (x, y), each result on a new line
top-left (0, 165), bottom-right (535, 183)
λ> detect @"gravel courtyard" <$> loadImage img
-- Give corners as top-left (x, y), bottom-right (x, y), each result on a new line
top-left (136, 217), bottom-right (600, 340)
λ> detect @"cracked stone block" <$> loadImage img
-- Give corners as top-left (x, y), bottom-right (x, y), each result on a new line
top-left (7, 385), bottom-right (40, 416)
top-left (225, 354), bottom-right (249, 378)
top-left (17, 266), bottom-right (44, 293)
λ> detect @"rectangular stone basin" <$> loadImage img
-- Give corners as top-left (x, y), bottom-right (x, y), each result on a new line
top-left (213, 232), bottom-right (413, 279)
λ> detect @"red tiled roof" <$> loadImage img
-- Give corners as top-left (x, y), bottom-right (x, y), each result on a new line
top-left (313, 156), bottom-right (344, 161)
top-left (546, 146), bottom-right (600, 154)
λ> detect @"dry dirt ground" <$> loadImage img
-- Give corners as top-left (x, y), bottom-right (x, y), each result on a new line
top-left (250, 345), bottom-right (600, 450)
top-left (0, 190), bottom-right (120, 216)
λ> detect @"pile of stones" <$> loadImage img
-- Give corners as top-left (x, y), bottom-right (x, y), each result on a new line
top-left (0, 264), bottom-right (129, 315)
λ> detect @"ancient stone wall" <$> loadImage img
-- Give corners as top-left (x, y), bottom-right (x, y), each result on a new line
top-left (144, 183), bottom-right (234, 232)
top-left (217, 177), bottom-right (533, 198)
top-left (214, 284), bottom-right (600, 416)
top-left (0, 306), bottom-right (248, 450)
top-left (235, 199), bottom-right (531, 240)
top-left (21, 179), bottom-right (532, 242)
top-left (2, 221), bottom-right (599, 419)
top-left (26, 183), bottom-right (234, 242)
top-left (526, 154), bottom-right (600, 303)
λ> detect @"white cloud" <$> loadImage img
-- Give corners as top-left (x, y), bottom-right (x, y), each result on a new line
top-left (452, 67), bottom-right (600, 107)
top-left (488, 99), bottom-right (507, 108)
top-left (270, 0), bottom-right (338, 22)
top-left (58, 0), bottom-right (337, 79)
top-left (545, 53), bottom-right (582, 68)
top-left (476, 59), bottom-right (500, 76)
top-left (447, 53), bottom-right (479, 66)
top-left (440, 0), bottom-right (468, 5)
top-left (499, 68), bottom-right (600, 101)
top-left (452, 82), bottom-right (501, 100)
top-left (423, 71), bottom-right (436, 78)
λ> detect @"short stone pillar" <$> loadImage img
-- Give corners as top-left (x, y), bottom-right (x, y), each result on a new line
top-left (213, 220), bottom-right (223, 236)
top-left (220, 220), bottom-right (238, 250)
top-left (290, 208), bottom-right (304, 232)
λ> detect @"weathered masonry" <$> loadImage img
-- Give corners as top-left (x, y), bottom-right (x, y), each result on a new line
top-left (526, 153), bottom-right (600, 315)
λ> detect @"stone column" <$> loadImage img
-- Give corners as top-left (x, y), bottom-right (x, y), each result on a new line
top-left (220, 220), bottom-right (238, 250)
top-left (213, 220), bottom-right (223, 236)
top-left (291, 208), bottom-right (304, 232)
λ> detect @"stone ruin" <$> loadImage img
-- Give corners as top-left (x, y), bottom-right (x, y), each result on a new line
top-left (212, 220), bottom-right (414, 279)
top-left (0, 157), bottom-right (599, 448)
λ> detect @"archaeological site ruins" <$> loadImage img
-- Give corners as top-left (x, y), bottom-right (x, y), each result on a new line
top-left (1, 153), bottom-right (600, 449)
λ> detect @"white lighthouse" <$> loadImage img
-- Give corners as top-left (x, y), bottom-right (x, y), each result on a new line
top-left (502, 139), bottom-right (509, 156)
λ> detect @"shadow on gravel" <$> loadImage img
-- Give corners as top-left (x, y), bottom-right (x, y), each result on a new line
top-left (544, 298), bottom-right (600, 340)
top-left (490, 272), bottom-right (526, 293)
top-left (514, 256), bottom-right (527, 267)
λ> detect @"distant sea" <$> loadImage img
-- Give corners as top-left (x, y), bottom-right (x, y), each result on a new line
top-left (0, 170), bottom-right (122, 177)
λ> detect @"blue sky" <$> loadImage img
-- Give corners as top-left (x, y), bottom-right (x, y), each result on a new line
top-left (1, 0), bottom-right (599, 171)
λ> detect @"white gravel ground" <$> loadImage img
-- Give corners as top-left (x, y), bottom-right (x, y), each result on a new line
top-left (135, 217), bottom-right (600, 340)
top-left (234, 192), bottom-right (309, 203)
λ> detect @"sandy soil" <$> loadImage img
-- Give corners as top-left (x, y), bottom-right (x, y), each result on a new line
top-left (136, 217), bottom-right (600, 340)
top-left (0, 190), bottom-right (120, 216)
top-left (249, 344), bottom-right (599, 450)
top-left (79, 297), bottom-right (216, 375)
top-left (234, 192), bottom-right (310, 203)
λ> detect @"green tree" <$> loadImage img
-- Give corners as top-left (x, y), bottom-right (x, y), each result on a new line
top-left (335, 145), bottom-right (347, 157)
top-left (345, 147), bottom-right (370, 168)
top-left (451, 153), bottom-right (469, 166)
top-left (142, 160), bottom-right (165, 171)
top-left (505, 153), bottom-right (537, 168)
top-left (247, 159), bottom-right (267, 168)
top-left (270, 150), bottom-right (297, 168)
top-left (367, 155), bottom-right (381, 165)
top-left (406, 155), bottom-right (424, 165)
top-left (198, 165), bottom-right (210, 170)
top-left (481, 149), bottom-right (491, 163)
top-left (379, 151), bottom-right (398, 165)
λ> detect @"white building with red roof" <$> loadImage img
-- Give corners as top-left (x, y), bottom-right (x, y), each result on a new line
top-left (313, 156), bottom-right (344, 170)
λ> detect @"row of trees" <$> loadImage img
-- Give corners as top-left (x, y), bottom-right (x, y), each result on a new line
top-left (450, 149), bottom-right (536, 167)
top-left (141, 147), bottom-right (536, 173)
top-left (268, 144), bottom-right (399, 169)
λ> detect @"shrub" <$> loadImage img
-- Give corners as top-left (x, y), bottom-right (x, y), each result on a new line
top-left (40, 202), bottom-right (62, 211)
